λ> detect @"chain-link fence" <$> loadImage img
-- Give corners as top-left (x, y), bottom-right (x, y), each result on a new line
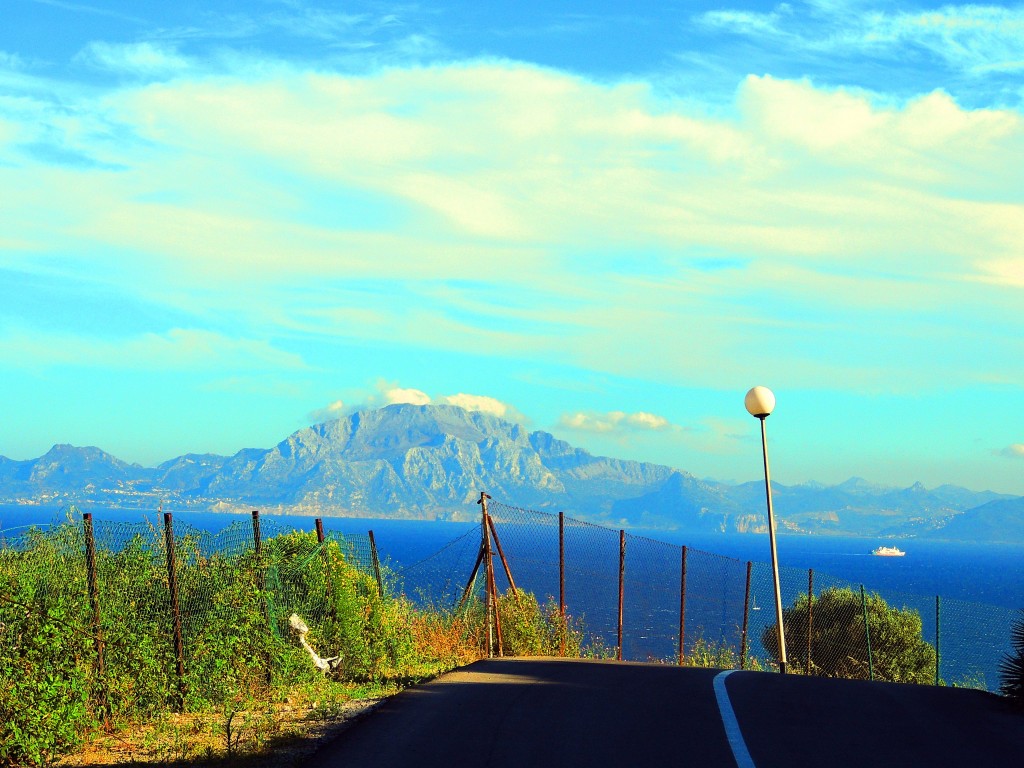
top-left (394, 499), bottom-right (1017, 692)
top-left (0, 509), bottom-right (381, 734)
top-left (2, 499), bottom-right (1017, 716)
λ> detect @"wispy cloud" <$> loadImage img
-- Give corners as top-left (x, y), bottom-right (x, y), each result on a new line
top-left (559, 410), bottom-right (672, 434)
top-left (308, 399), bottom-right (347, 423)
top-left (695, 2), bottom-right (1024, 76)
top-left (0, 328), bottom-right (307, 372)
top-left (0, 51), bottom-right (25, 69)
top-left (698, 6), bottom-right (790, 36)
top-left (1000, 443), bottom-right (1024, 459)
top-left (75, 41), bottom-right (191, 75)
top-left (30, 0), bottom-right (146, 24)
top-left (2, 58), bottom-right (1023, 393)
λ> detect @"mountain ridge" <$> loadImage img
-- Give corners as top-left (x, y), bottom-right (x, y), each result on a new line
top-left (0, 403), bottom-right (1017, 538)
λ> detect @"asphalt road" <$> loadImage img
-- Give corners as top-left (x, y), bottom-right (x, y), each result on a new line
top-left (307, 658), bottom-right (1024, 768)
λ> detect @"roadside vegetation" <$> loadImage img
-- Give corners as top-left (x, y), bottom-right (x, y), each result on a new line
top-left (0, 524), bottom-right (580, 767)
top-left (762, 587), bottom-right (936, 683)
top-left (4, 521), bottom-right (1019, 766)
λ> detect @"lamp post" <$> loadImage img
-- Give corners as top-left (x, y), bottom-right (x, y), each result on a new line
top-left (745, 385), bottom-right (788, 674)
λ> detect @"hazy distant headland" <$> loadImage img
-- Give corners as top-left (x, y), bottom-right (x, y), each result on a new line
top-left (2, 403), bottom-right (1021, 542)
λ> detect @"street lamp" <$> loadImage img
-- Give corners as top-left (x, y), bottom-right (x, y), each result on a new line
top-left (745, 385), bottom-right (788, 674)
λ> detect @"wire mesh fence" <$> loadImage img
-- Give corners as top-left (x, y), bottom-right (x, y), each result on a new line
top-left (0, 509), bottom-right (384, 730)
top-left (1, 499), bottom-right (1018, 714)
top-left (409, 499), bottom-right (1017, 691)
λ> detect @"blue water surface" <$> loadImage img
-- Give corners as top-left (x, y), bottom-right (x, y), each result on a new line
top-left (3, 505), bottom-right (1021, 609)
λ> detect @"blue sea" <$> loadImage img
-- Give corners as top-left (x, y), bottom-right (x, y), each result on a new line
top-left (3, 504), bottom-right (1022, 688)
top-left (4, 505), bottom-right (1019, 608)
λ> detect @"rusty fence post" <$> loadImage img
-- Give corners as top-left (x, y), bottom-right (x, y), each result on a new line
top-left (806, 568), bottom-right (814, 676)
top-left (741, 561), bottom-right (752, 670)
top-left (558, 512), bottom-right (565, 615)
top-left (162, 512), bottom-right (186, 710)
top-left (252, 510), bottom-right (268, 611)
top-left (252, 510), bottom-right (272, 683)
top-left (368, 530), bottom-right (384, 596)
top-left (82, 513), bottom-right (109, 724)
top-left (617, 530), bottom-right (625, 661)
top-left (314, 518), bottom-right (336, 614)
top-left (478, 493), bottom-right (501, 657)
top-left (679, 545), bottom-right (688, 666)
top-left (486, 515), bottom-right (517, 596)
top-left (559, 511), bottom-right (566, 656)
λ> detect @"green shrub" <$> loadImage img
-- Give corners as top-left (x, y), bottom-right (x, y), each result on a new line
top-left (0, 527), bottom-right (96, 766)
top-left (493, 591), bottom-right (582, 657)
top-left (762, 587), bottom-right (936, 683)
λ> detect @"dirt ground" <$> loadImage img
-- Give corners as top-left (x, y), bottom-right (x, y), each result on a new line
top-left (55, 698), bottom-right (383, 767)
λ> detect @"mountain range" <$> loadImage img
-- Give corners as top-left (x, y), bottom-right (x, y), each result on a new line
top-left (1, 403), bottom-right (1019, 541)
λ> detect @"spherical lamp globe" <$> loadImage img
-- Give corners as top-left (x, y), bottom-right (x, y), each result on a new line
top-left (744, 386), bottom-right (776, 418)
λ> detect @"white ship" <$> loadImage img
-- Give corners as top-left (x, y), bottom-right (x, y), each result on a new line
top-left (872, 545), bottom-right (906, 557)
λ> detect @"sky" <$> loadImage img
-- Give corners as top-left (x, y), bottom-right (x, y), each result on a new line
top-left (1, 0), bottom-right (1023, 495)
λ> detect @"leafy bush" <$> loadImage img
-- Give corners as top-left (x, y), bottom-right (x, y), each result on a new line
top-left (0, 527), bottom-right (95, 767)
top-left (493, 591), bottom-right (582, 657)
top-left (762, 587), bottom-right (936, 683)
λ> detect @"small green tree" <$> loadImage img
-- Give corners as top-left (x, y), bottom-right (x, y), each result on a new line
top-left (762, 587), bottom-right (936, 684)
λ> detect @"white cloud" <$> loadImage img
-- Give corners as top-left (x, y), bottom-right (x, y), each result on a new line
top-left (627, 411), bottom-right (670, 430)
top-left (384, 387), bottom-right (431, 406)
top-left (559, 410), bottom-right (671, 434)
top-left (1000, 443), bottom-right (1024, 459)
top-left (2, 59), bottom-right (1023, 392)
top-left (308, 399), bottom-right (346, 424)
top-left (697, 7), bottom-right (790, 36)
top-left (443, 393), bottom-right (509, 417)
top-left (76, 41), bottom-right (190, 75)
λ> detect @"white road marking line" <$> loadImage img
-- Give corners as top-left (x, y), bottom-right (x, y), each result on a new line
top-left (713, 670), bottom-right (757, 768)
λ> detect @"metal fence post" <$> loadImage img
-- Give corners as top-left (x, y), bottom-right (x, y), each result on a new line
top-left (252, 510), bottom-right (272, 683)
top-left (486, 516), bottom-right (517, 596)
top-left (314, 518), bottom-right (336, 614)
top-left (252, 509), bottom-right (265, 590)
top-left (559, 511), bottom-right (566, 657)
top-left (679, 545), bottom-right (687, 666)
top-left (741, 561), bottom-right (752, 670)
top-left (368, 530), bottom-right (384, 596)
top-left (617, 529), bottom-right (625, 661)
top-left (806, 568), bottom-right (814, 676)
top-left (935, 595), bottom-right (941, 686)
top-left (82, 513), bottom-right (109, 724)
top-left (162, 513), bottom-right (186, 710)
top-left (861, 585), bottom-right (873, 681)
